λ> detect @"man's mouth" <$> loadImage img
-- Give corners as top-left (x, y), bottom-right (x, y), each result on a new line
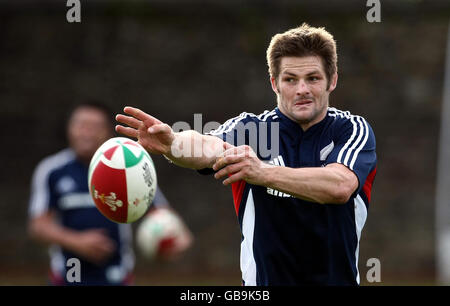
top-left (294, 100), bottom-right (313, 106)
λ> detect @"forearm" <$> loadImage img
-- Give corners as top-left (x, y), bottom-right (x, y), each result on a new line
top-left (29, 217), bottom-right (79, 251)
top-left (164, 130), bottom-right (223, 170)
top-left (263, 164), bottom-right (357, 204)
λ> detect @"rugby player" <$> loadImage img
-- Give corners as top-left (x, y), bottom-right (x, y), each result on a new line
top-left (116, 23), bottom-right (377, 285)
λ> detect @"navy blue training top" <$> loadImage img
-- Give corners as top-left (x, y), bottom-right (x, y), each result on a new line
top-left (204, 107), bottom-right (377, 286)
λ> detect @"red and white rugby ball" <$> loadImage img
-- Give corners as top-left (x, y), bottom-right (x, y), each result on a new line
top-left (88, 137), bottom-right (157, 223)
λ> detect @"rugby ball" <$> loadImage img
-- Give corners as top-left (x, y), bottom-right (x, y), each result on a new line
top-left (88, 137), bottom-right (157, 223)
top-left (137, 208), bottom-right (185, 259)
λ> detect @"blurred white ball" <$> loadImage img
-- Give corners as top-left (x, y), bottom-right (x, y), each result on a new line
top-left (136, 208), bottom-right (185, 259)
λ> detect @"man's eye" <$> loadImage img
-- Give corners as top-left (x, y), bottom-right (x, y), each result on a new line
top-left (309, 76), bottom-right (320, 81)
top-left (285, 78), bottom-right (296, 83)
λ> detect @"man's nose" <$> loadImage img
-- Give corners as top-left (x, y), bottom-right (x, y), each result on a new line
top-left (296, 79), bottom-right (310, 96)
top-left (78, 124), bottom-right (97, 137)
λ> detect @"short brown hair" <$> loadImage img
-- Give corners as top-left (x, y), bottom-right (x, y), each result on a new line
top-left (67, 101), bottom-right (115, 130)
top-left (266, 23), bottom-right (337, 89)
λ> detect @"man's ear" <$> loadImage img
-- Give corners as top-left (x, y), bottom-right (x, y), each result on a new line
top-left (327, 73), bottom-right (338, 92)
top-left (270, 77), bottom-right (279, 94)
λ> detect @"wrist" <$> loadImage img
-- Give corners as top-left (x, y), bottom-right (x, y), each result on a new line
top-left (163, 133), bottom-right (182, 160)
top-left (260, 162), bottom-right (276, 186)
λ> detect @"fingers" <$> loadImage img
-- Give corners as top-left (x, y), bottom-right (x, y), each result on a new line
top-left (115, 125), bottom-right (138, 138)
top-left (222, 171), bottom-right (245, 186)
top-left (90, 244), bottom-right (115, 264)
top-left (115, 115), bottom-right (140, 138)
top-left (213, 145), bottom-right (252, 171)
top-left (97, 238), bottom-right (116, 254)
top-left (90, 229), bottom-right (116, 255)
top-left (214, 162), bottom-right (243, 180)
top-left (213, 153), bottom-right (246, 171)
top-left (123, 106), bottom-right (161, 126)
top-left (212, 144), bottom-right (259, 185)
top-left (116, 108), bottom-right (171, 139)
top-left (115, 114), bottom-right (141, 129)
top-left (79, 229), bottom-right (117, 264)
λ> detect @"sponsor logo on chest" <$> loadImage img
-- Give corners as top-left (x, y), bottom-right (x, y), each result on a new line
top-left (266, 155), bottom-right (292, 198)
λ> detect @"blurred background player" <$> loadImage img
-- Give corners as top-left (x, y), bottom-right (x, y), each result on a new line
top-left (27, 102), bottom-right (193, 285)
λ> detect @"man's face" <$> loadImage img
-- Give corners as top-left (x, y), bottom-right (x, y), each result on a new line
top-left (271, 56), bottom-right (337, 130)
top-left (67, 107), bottom-right (112, 162)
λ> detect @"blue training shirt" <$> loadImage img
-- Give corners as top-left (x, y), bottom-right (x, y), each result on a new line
top-left (28, 149), bottom-right (169, 285)
top-left (205, 106), bottom-right (377, 286)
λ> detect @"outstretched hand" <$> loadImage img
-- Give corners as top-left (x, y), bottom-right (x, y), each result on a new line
top-left (115, 106), bottom-right (174, 155)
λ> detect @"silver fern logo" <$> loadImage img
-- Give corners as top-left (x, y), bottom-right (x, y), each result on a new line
top-left (320, 141), bottom-right (334, 161)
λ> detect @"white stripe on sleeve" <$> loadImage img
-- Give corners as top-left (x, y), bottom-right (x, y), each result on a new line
top-left (28, 149), bottom-right (75, 218)
top-left (343, 116), bottom-right (366, 168)
top-left (337, 115), bottom-right (358, 165)
top-left (349, 117), bottom-right (370, 170)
